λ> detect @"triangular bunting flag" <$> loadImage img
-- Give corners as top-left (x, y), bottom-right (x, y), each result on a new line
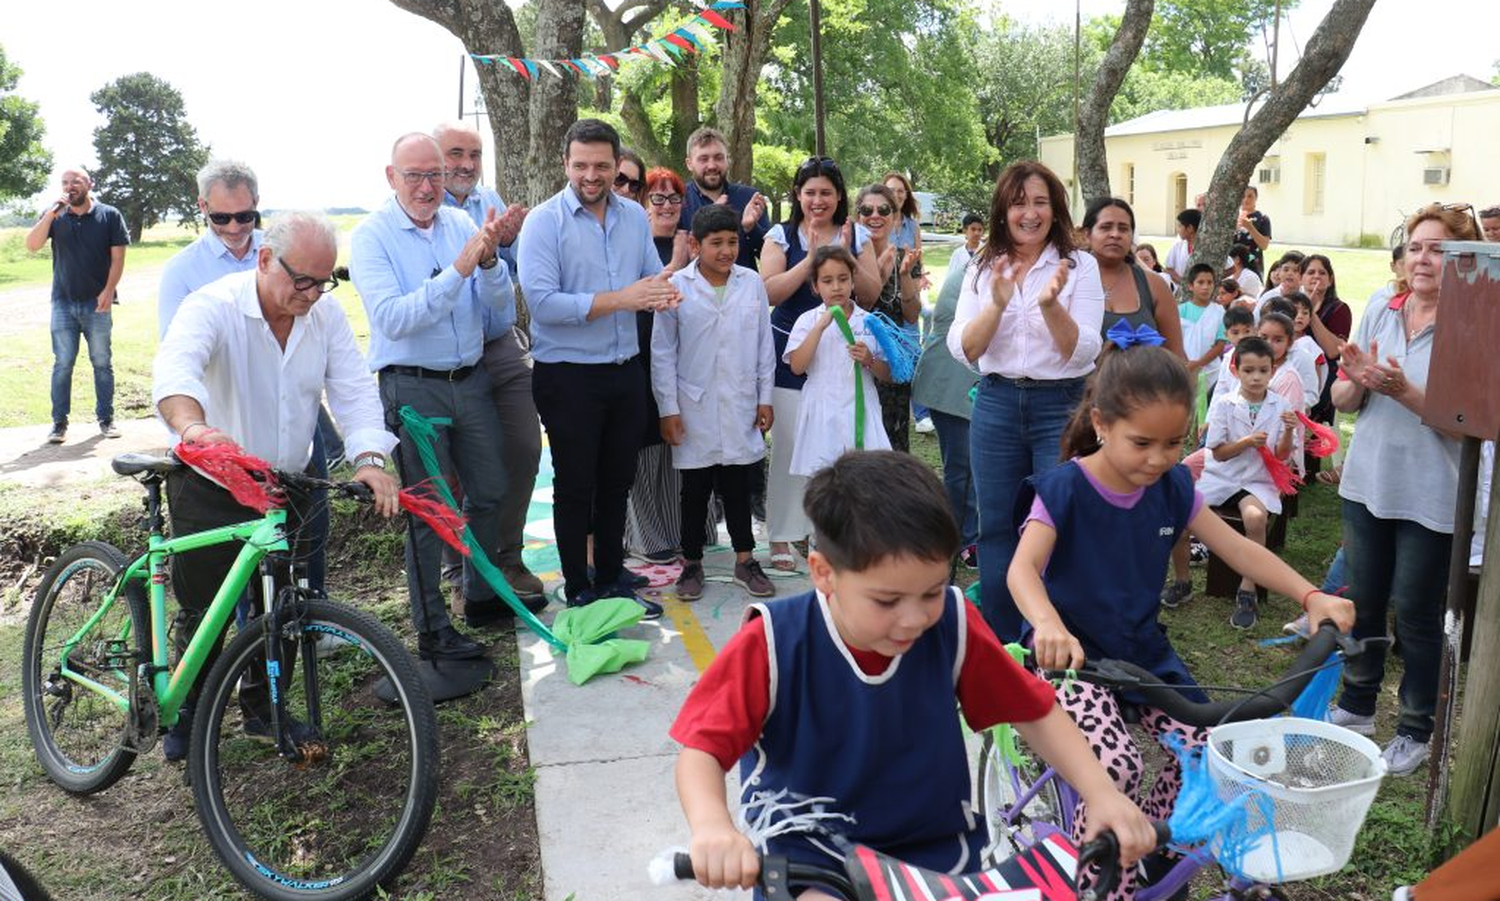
top-left (538, 59), bottom-right (563, 78)
top-left (522, 58), bottom-right (539, 79)
top-left (597, 54), bottom-right (620, 70)
top-left (665, 32), bottom-right (697, 53)
top-left (683, 21), bottom-right (717, 45)
top-left (699, 9), bottom-right (737, 30)
top-left (570, 58), bottom-right (597, 79)
top-left (471, 54), bottom-right (497, 65)
top-left (709, 1), bottom-right (747, 9)
top-left (506, 57), bottom-right (531, 80)
top-left (673, 27), bottom-right (703, 49)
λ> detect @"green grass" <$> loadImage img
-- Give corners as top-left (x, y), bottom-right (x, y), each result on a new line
top-left (0, 224), bottom-right (199, 291)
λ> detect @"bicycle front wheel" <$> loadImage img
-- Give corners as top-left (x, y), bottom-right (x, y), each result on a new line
top-left (21, 541), bottom-right (146, 794)
top-left (188, 599), bottom-right (440, 901)
top-left (976, 728), bottom-right (1067, 867)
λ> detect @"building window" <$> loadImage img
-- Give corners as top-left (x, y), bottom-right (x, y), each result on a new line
top-left (1305, 153), bottom-right (1326, 215)
top-left (1123, 163), bottom-right (1135, 204)
top-left (1258, 156), bottom-right (1281, 185)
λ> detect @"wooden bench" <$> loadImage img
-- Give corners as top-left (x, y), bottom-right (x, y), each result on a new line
top-left (1204, 492), bottom-right (1298, 599)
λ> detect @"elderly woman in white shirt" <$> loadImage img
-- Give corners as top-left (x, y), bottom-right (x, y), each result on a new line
top-left (948, 161), bottom-right (1105, 640)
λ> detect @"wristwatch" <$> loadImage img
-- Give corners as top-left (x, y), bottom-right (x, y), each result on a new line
top-left (477, 255), bottom-right (499, 270)
top-left (353, 452), bottom-right (387, 471)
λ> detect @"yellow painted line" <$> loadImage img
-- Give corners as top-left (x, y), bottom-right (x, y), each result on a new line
top-left (662, 596), bottom-right (718, 674)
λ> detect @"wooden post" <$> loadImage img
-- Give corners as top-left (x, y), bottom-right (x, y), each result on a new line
top-left (1445, 447), bottom-right (1500, 840)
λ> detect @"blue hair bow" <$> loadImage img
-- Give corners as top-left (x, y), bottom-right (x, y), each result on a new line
top-left (1106, 319), bottom-right (1166, 350)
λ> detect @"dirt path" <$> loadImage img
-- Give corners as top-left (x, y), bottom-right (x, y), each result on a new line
top-left (0, 266), bottom-right (167, 339)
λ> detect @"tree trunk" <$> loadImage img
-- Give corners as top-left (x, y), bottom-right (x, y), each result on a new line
top-left (714, 0), bottom-right (794, 184)
top-left (526, 0), bottom-right (585, 203)
top-left (1076, 0), bottom-right (1154, 203)
top-left (620, 92), bottom-right (669, 162)
top-left (667, 55), bottom-right (701, 166)
top-left (1192, 0), bottom-right (1377, 273)
top-left (390, 0), bottom-right (531, 202)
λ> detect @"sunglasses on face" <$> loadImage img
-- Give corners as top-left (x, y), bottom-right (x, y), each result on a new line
top-left (614, 173), bottom-right (643, 191)
top-left (858, 204), bottom-right (893, 218)
top-left (207, 210), bottom-right (260, 226)
top-left (797, 156), bottom-right (840, 177)
top-left (648, 193), bottom-right (684, 206)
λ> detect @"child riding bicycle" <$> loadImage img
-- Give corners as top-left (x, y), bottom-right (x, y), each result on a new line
top-left (1007, 345), bottom-right (1355, 899)
top-left (671, 450), bottom-right (1157, 900)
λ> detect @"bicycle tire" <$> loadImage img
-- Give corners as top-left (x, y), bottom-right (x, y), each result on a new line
top-left (976, 729), bottom-right (1066, 867)
top-left (188, 599), bottom-right (439, 901)
top-left (21, 541), bottom-right (146, 795)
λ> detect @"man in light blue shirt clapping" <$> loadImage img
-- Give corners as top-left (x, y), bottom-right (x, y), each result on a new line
top-left (351, 132), bottom-right (544, 664)
top-left (433, 120), bottom-right (545, 601)
top-left (518, 118), bottom-right (680, 617)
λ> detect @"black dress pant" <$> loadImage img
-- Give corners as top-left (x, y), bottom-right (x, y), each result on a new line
top-left (532, 359), bottom-right (648, 600)
top-left (167, 467), bottom-right (312, 716)
top-left (680, 463), bottom-right (757, 560)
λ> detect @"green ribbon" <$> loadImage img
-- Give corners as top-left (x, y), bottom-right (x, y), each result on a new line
top-left (987, 642), bottom-right (1034, 768)
top-left (827, 305), bottom-right (864, 449)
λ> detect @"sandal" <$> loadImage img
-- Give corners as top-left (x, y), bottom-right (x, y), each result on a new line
top-left (769, 542), bottom-right (800, 572)
top-left (1316, 465), bottom-right (1342, 486)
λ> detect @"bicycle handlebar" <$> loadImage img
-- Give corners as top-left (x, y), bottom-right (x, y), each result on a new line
top-left (1046, 622), bottom-right (1364, 729)
top-left (669, 822), bottom-right (1172, 900)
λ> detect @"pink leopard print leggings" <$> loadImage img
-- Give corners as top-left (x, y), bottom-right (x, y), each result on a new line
top-left (1056, 680), bottom-right (1207, 901)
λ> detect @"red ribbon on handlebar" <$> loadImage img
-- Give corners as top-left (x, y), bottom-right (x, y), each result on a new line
top-left (175, 441), bottom-right (280, 512)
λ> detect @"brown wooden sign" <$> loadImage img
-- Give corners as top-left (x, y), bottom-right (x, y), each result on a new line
top-left (1424, 241), bottom-right (1500, 440)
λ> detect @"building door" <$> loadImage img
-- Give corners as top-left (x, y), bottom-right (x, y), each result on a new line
top-left (1170, 174), bottom-right (1188, 231)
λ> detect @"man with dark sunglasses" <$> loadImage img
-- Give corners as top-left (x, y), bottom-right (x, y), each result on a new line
top-left (158, 159), bottom-right (263, 336)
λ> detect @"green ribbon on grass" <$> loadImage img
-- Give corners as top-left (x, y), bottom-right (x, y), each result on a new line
top-left (398, 406), bottom-right (651, 683)
top-left (827, 305), bottom-right (864, 449)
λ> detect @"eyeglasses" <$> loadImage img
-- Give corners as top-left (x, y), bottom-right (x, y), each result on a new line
top-left (278, 258), bottom-right (340, 295)
top-left (206, 210), bottom-right (259, 226)
top-left (857, 204), bottom-right (893, 218)
top-left (396, 169), bottom-right (446, 187)
top-left (797, 156), bottom-right (840, 177)
top-left (614, 173), bottom-right (643, 191)
top-left (648, 192), bottom-right (684, 207)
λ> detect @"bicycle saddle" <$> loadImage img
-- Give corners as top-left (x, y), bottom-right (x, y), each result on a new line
top-left (111, 452), bottom-right (181, 477)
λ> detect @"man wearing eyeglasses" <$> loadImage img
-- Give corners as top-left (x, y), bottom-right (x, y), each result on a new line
top-left (518, 118), bottom-right (681, 617)
top-left (154, 212), bottom-right (401, 757)
top-left (158, 160), bottom-right (264, 336)
top-left (25, 166), bottom-right (129, 444)
top-left (351, 132), bottom-right (536, 663)
top-left (432, 121), bottom-right (545, 603)
top-left (1480, 206), bottom-right (1500, 243)
top-left (678, 126), bottom-right (770, 271)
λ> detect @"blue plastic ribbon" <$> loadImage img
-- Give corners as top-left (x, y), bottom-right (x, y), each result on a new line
top-left (1106, 319), bottom-right (1167, 350)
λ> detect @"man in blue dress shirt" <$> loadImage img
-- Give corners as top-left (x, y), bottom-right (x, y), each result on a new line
top-left (518, 119), bottom-right (680, 616)
top-left (351, 132), bottom-right (542, 661)
top-left (158, 159), bottom-right (264, 335)
top-left (434, 121), bottom-right (545, 601)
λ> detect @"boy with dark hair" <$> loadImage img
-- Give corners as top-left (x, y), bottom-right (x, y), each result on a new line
top-left (654, 204), bottom-right (777, 600)
top-left (671, 450), bottom-right (1155, 898)
top-left (1164, 209), bottom-right (1201, 286)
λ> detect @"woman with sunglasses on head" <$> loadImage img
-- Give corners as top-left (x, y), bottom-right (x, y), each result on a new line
top-left (759, 156), bottom-right (882, 572)
top-left (612, 148), bottom-right (646, 203)
top-left (1328, 204), bottom-right (1478, 777)
top-left (1081, 196), bottom-right (1183, 360)
top-left (853, 183), bottom-right (922, 452)
top-left (623, 167), bottom-right (718, 565)
top-left (949, 161), bottom-right (1106, 641)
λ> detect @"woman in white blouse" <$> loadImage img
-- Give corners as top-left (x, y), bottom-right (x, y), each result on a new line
top-left (948, 161), bottom-right (1105, 640)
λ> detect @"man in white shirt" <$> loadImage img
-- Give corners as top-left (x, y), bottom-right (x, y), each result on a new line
top-left (153, 211), bottom-right (399, 759)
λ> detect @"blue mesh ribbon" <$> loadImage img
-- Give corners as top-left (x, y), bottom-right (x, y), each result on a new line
top-left (1106, 318), bottom-right (1167, 350)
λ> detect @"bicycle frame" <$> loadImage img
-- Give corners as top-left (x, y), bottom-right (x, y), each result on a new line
top-left (57, 487), bottom-right (290, 731)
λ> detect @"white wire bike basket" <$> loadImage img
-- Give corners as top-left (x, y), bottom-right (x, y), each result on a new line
top-left (1206, 717), bottom-right (1386, 883)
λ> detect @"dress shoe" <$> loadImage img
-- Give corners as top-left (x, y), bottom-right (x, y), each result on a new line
top-left (417, 625), bottom-right (486, 660)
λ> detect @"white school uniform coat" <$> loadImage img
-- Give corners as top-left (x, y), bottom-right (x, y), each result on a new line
top-left (783, 304), bottom-right (890, 476)
top-left (651, 260), bottom-right (775, 470)
top-left (1198, 389), bottom-right (1291, 514)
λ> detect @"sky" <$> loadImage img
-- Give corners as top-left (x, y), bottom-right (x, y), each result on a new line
top-left (5, 0), bottom-right (1496, 210)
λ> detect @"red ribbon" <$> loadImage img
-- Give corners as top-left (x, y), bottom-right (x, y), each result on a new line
top-left (174, 441), bottom-right (279, 512)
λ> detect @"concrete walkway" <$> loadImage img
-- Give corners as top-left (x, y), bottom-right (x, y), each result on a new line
top-left (0, 417), bottom-right (168, 488)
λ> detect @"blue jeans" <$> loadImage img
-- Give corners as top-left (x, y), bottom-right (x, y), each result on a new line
top-left (50, 299), bottom-right (114, 425)
top-left (930, 410), bottom-right (978, 548)
top-left (1336, 499), bottom-right (1451, 742)
top-left (969, 374), bottom-right (1086, 641)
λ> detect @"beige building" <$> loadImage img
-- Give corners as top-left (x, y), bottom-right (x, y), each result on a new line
top-left (1039, 75), bottom-right (1500, 246)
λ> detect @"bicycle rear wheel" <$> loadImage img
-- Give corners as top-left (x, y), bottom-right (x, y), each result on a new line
top-left (188, 599), bottom-right (439, 901)
top-left (976, 728), bottom-right (1067, 866)
top-left (21, 541), bottom-right (146, 794)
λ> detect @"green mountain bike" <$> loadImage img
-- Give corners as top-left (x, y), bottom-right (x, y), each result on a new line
top-left (21, 452), bottom-right (440, 900)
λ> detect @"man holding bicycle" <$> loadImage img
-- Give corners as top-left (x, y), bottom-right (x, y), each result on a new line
top-left (153, 211), bottom-right (400, 759)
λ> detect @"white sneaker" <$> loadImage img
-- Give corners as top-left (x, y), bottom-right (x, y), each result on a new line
top-left (1328, 705), bottom-right (1376, 736)
top-left (1381, 735), bottom-right (1430, 776)
top-left (914, 416), bottom-right (935, 434)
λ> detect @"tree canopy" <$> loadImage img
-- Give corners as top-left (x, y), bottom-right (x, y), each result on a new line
top-left (0, 44), bottom-right (52, 202)
top-left (90, 73), bottom-right (208, 242)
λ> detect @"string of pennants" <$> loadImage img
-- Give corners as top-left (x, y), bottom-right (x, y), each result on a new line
top-left (471, 1), bottom-right (744, 80)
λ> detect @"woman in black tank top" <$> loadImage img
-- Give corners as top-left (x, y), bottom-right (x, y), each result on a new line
top-left (1082, 197), bottom-right (1184, 359)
